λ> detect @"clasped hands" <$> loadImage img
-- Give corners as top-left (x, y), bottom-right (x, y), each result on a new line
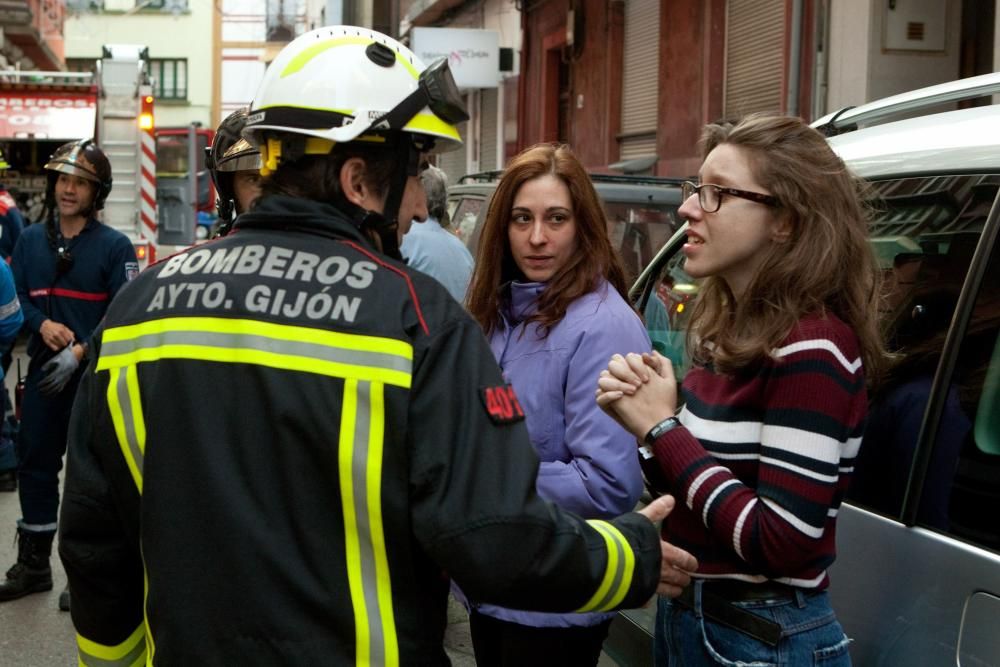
top-left (600, 351), bottom-right (697, 597)
top-left (596, 351), bottom-right (678, 440)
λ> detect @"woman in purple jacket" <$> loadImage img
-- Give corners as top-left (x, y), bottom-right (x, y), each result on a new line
top-left (464, 143), bottom-right (652, 666)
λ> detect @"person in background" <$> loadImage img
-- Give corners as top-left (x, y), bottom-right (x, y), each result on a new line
top-left (400, 163), bottom-right (474, 303)
top-left (0, 148), bottom-right (25, 260)
top-left (597, 114), bottom-right (884, 666)
top-left (56, 28), bottom-right (696, 666)
top-left (0, 148), bottom-right (26, 492)
top-left (462, 142), bottom-right (652, 666)
top-left (205, 107), bottom-right (263, 238)
top-left (0, 140), bottom-right (137, 610)
top-left (0, 261), bottom-right (24, 491)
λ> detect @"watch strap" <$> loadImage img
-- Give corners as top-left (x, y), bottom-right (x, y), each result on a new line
top-left (644, 416), bottom-right (681, 446)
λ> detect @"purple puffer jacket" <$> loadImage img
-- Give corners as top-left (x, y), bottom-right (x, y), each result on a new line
top-left (471, 279), bottom-right (650, 628)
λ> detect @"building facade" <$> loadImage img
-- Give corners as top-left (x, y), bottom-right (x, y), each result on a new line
top-left (0, 0), bottom-right (66, 71)
top-left (63, 0), bottom-right (214, 128)
top-left (514, 0), bottom-right (999, 178)
top-left (400, 0), bottom-right (520, 181)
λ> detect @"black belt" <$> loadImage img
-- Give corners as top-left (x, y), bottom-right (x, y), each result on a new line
top-left (701, 579), bottom-right (804, 603)
top-left (674, 583), bottom-right (787, 647)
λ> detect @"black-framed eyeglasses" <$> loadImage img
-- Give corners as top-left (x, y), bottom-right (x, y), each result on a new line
top-left (682, 181), bottom-right (779, 213)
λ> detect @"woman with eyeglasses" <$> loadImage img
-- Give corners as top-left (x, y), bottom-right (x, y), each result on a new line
top-left (597, 114), bottom-right (884, 666)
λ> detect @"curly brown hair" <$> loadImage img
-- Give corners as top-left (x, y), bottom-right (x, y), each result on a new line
top-left (687, 114), bottom-right (885, 382)
top-left (466, 143), bottom-right (629, 336)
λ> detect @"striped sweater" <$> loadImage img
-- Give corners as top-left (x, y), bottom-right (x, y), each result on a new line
top-left (651, 312), bottom-right (867, 589)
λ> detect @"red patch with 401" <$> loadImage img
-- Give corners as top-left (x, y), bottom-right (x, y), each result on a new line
top-left (479, 384), bottom-right (525, 425)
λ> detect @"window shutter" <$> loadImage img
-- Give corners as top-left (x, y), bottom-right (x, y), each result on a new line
top-left (480, 88), bottom-right (499, 171)
top-left (724, 0), bottom-right (786, 118)
top-left (620, 0), bottom-right (660, 161)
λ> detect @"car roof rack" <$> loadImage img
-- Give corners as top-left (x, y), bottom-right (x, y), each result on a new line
top-left (457, 171), bottom-right (504, 184)
top-left (812, 71), bottom-right (1000, 136)
top-left (457, 170), bottom-right (685, 187)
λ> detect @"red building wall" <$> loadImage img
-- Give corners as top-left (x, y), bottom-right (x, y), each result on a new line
top-left (656, 0), bottom-right (725, 179)
top-left (517, 0), bottom-right (624, 170)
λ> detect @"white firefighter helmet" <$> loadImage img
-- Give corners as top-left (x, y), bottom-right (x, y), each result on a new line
top-left (244, 25), bottom-right (466, 173)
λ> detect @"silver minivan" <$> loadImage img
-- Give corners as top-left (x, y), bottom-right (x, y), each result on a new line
top-left (608, 74), bottom-right (1000, 665)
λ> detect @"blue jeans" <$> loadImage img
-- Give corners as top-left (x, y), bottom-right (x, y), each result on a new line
top-left (654, 581), bottom-right (852, 666)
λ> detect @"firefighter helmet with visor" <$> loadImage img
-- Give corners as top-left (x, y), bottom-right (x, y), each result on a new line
top-left (44, 139), bottom-right (113, 212)
top-left (243, 25), bottom-right (467, 174)
top-left (207, 108), bottom-right (262, 225)
top-left (243, 26), bottom-right (468, 261)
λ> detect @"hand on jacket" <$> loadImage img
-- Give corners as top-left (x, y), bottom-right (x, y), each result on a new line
top-left (40, 319), bottom-right (75, 351)
top-left (39, 342), bottom-right (80, 395)
top-left (638, 494), bottom-right (699, 598)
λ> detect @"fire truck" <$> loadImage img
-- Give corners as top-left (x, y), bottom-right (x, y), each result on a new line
top-left (0, 44), bottom-right (210, 268)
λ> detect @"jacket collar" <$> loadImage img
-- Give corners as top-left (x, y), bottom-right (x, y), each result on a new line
top-left (503, 281), bottom-right (547, 326)
top-left (233, 195), bottom-right (376, 249)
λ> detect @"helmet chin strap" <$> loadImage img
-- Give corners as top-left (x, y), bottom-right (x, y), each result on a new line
top-left (358, 137), bottom-right (417, 262)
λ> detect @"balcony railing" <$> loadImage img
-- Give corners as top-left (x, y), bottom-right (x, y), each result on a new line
top-left (0, 0), bottom-right (65, 66)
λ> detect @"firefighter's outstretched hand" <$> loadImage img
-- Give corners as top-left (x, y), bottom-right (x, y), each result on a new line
top-left (638, 494), bottom-right (698, 598)
top-left (39, 343), bottom-right (80, 395)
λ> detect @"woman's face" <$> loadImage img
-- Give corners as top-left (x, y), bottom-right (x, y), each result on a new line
top-left (507, 174), bottom-right (578, 283)
top-left (677, 143), bottom-right (784, 299)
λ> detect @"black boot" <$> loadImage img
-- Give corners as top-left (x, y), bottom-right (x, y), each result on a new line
top-left (0, 469), bottom-right (14, 493)
top-left (0, 527), bottom-right (54, 602)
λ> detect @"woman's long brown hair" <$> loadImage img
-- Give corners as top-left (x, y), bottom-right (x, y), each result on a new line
top-left (687, 114), bottom-right (885, 382)
top-left (466, 143), bottom-right (629, 336)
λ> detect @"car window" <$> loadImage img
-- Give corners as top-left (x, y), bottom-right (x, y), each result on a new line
top-left (931, 233), bottom-right (1000, 552)
top-left (849, 175), bottom-right (996, 539)
top-left (640, 249), bottom-right (697, 381)
top-left (605, 201), bottom-right (681, 283)
top-left (451, 197), bottom-right (486, 248)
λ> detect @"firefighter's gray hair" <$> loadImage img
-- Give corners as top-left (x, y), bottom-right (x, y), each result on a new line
top-left (420, 164), bottom-right (450, 227)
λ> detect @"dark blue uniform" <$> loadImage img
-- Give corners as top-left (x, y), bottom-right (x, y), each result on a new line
top-left (0, 187), bottom-right (24, 479)
top-left (11, 219), bottom-right (137, 527)
top-left (0, 188), bottom-right (24, 261)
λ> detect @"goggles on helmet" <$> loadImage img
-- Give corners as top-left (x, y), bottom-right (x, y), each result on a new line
top-left (368, 57), bottom-right (469, 135)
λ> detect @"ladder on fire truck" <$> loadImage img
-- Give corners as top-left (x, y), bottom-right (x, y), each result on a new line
top-left (96, 45), bottom-right (158, 266)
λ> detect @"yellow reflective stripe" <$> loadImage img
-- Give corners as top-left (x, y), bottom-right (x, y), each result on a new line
top-left (98, 317), bottom-right (412, 389)
top-left (126, 365), bottom-right (146, 471)
top-left (340, 379), bottom-right (368, 664)
top-left (574, 520), bottom-right (636, 613)
top-left (101, 317), bottom-right (412, 359)
top-left (367, 382), bottom-right (398, 667)
top-left (143, 553), bottom-right (156, 662)
top-left (595, 521), bottom-right (636, 610)
top-left (106, 368), bottom-right (143, 493)
top-left (76, 624), bottom-right (146, 666)
top-left (282, 36), bottom-right (419, 80)
top-left (405, 112), bottom-right (462, 142)
top-left (340, 380), bottom-right (397, 666)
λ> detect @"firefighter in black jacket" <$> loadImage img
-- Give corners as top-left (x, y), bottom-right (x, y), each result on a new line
top-left (58, 26), bottom-right (696, 666)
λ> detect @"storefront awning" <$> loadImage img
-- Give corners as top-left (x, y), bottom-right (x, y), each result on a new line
top-left (0, 91), bottom-right (97, 140)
